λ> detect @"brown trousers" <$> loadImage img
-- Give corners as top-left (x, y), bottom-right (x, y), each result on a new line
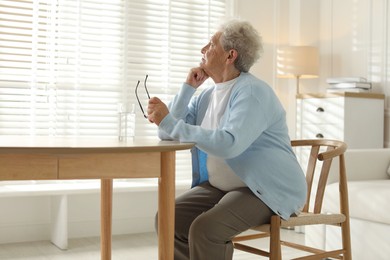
top-left (158, 182), bottom-right (274, 260)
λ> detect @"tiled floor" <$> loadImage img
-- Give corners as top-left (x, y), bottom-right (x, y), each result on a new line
top-left (0, 229), bottom-right (305, 259)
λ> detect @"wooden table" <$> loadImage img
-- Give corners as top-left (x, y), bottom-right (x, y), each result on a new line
top-left (0, 136), bottom-right (194, 260)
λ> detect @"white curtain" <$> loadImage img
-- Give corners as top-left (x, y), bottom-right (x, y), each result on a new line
top-left (0, 0), bottom-right (230, 182)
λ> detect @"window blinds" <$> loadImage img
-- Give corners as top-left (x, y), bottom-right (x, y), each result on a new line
top-left (0, 0), bottom-right (229, 182)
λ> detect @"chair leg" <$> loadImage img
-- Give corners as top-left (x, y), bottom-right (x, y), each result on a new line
top-left (269, 215), bottom-right (282, 260)
top-left (341, 220), bottom-right (352, 260)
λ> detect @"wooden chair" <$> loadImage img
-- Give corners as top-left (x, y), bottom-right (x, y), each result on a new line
top-left (233, 139), bottom-right (352, 260)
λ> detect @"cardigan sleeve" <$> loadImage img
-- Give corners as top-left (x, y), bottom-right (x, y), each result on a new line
top-left (157, 83), bottom-right (197, 140)
top-left (158, 76), bottom-right (279, 159)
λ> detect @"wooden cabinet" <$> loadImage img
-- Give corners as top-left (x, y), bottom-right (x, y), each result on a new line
top-left (296, 92), bottom-right (385, 149)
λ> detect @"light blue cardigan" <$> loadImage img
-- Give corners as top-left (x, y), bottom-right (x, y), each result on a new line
top-left (158, 72), bottom-right (307, 220)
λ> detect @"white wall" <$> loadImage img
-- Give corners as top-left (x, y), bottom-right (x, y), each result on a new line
top-left (0, 191), bottom-right (158, 244)
top-left (0, 183), bottom-right (190, 244)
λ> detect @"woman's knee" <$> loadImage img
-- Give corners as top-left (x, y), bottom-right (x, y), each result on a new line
top-left (189, 213), bottom-right (222, 242)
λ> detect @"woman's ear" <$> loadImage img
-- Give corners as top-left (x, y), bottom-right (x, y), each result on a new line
top-left (227, 49), bottom-right (238, 64)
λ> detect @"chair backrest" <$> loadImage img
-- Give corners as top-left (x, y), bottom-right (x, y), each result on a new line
top-left (291, 139), bottom-right (348, 214)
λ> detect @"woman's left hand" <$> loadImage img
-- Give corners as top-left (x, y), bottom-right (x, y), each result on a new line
top-left (147, 97), bottom-right (169, 126)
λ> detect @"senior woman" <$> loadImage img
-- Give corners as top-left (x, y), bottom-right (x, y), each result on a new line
top-left (147, 20), bottom-right (307, 260)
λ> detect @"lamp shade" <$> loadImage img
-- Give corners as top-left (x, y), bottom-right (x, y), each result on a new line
top-left (277, 46), bottom-right (319, 79)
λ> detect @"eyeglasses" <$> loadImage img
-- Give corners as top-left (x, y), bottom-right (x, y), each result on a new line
top-left (135, 75), bottom-right (150, 118)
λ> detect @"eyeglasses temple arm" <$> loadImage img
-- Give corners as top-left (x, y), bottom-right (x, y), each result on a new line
top-left (144, 74), bottom-right (150, 99)
top-left (135, 80), bottom-right (148, 118)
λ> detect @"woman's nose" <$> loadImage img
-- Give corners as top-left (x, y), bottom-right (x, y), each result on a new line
top-left (201, 43), bottom-right (209, 54)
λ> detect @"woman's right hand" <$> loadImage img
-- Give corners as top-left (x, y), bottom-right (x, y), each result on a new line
top-left (185, 67), bottom-right (209, 89)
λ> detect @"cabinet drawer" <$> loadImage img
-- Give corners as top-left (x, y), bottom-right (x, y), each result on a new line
top-left (299, 98), bottom-right (344, 124)
top-left (300, 124), bottom-right (343, 140)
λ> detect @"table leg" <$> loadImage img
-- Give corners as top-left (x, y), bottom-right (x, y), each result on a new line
top-left (158, 151), bottom-right (175, 260)
top-left (101, 179), bottom-right (113, 260)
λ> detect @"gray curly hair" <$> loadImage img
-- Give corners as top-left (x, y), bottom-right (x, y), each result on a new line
top-left (219, 20), bottom-right (263, 72)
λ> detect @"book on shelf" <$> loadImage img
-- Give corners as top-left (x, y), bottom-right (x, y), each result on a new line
top-left (326, 77), bottom-right (367, 84)
top-left (326, 87), bottom-right (371, 93)
top-left (327, 81), bottom-right (372, 89)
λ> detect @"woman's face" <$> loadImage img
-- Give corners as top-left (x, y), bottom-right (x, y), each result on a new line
top-left (200, 32), bottom-right (228, 75)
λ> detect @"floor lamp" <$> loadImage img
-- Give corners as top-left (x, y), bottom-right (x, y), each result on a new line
top-left (276, 46), bottom-right (319, 94)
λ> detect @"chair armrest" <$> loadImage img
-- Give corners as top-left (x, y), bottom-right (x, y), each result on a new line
top-left (328, 148), bottom-right (390, 184)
